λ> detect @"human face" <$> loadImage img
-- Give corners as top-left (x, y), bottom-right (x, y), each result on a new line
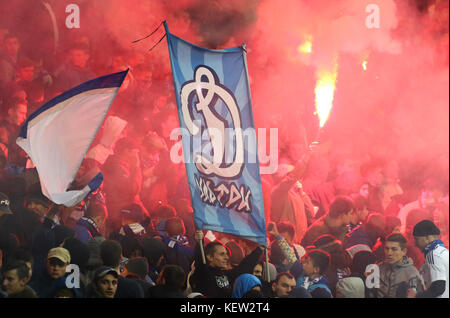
top-left (69, 49), bottom-right (89, 68)
top-left (96, 274), bottom-right (118, 298)
top-left (2, 269), bottom-right (26, 295)
top-left (341, 210), bottom-right (353, 226)
top-left (253, 264), bottom-right (263, 279)
top-left (384, 241), bottom-right (407, 265)
top-left (4, 38), bottom-right (20, 57)
top-left (414, 236), bottom-right (432, 252)
top-left (272, 275), bottom-right (296, 297)
top-left (46, 258), bottom-right (67, 279)
top-left (18, 66), bottom-right (34, 82)
top-left (207, 245), bottom-right (230, 270)
top-left (301, 255), bottom-right (318, 277)
top-left (357, 207), bottom-right (369, 223)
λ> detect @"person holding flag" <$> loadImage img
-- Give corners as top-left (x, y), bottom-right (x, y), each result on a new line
top-left (189, 230), bottom-right (263, 298)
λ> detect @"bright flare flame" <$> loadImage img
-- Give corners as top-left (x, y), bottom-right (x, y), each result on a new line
top-left (314, 68), bottom-right (337, 128)
top-left (362, 60), bottom-right (368, 71)
top-left (298, 41), bottom-right (312, 54)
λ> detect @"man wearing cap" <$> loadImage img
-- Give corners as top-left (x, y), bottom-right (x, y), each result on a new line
top-left (408, 220), bottom-right (449, 298)
top-left (88, 266), bottom-right (119, 298)
top-left (29, 247), bottom-right (79, 298)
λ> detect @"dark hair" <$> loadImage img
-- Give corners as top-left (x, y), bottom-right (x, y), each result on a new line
top-left (351, 251), bottom-right (376, 275)
top-left (2, 260), bottom-right (30, 280)
top-left (277, 221), bottom-right (296, 238)
top-left (386, 233), bottom-right (407, 250)
top-left (159, 265), bottom-right (186, 290)
top-left (100, 240), bottom-right (122, 268)
top-left (328, 196), bottom-right (354, 218)
top-left (307, 249), bottom-right (330, 275)
top-left (118, 236), bottom-right (143, 259)
top-left (352, 194), bottom-right (368, 211)
top-left (154, 204), bottom-right (177, 219)
top-left (269, 241), bottom-right (286, 265)
top-left (313, 234), bottom-right (338, 248)
top-left (165, 217), bottom-right (185, 237)
top-left (11, 248), bottom-right (34, 267)
top-left (205, 241), bottom-right (229, 258)
top-left (274, 272), bottom-right (295, 284)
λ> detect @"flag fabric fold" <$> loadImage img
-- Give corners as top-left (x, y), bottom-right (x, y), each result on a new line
top-left (164, 22), bottom-right (267, 246)
top-left (16, 70), bottom-right (128, 207)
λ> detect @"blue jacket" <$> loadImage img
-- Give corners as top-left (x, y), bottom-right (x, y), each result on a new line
top-left (290, 262), bottom-right (332, 297)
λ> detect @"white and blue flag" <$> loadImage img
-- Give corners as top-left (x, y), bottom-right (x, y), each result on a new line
top-left (165, 22), bottom-right (267, 245)
top-left (16, 70), bottom-right (128, 207)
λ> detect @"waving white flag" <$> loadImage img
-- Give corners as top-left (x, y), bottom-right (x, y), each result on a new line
top-left (16, 70), bottom-right (128, 207)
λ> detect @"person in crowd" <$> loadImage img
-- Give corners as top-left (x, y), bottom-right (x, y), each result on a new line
top-left (344, 213), bottom-right (386, 253)
top-left (0, 33), bottom-right (21, 86)
top-left (270, 150), bottom-right (315, 244)
top-left (1, 260), bottom-right (37, 298)
top-left (161, 217), bottom-right (194, 274)
top-left (398, 178), bottom-right (448, 238)
top-left (313, 235), bottom-right (351, 296)
top-left (301, 195), bottom-right (354, 247)
top-left (88, 266), bottom-right (119, 298)
top-left (348, 194), bottom-right (370, 232)
top-left (102, 137), bottom-right (149, 236)
top-left (121, 257), bottom-right (154, 297)
top-left (189, 230), bottom-right (263, 298)
top-left (232, 273), bottom-right (262, 298)
top-left (29, 247), bottom-right (81, 298)
top-left (141, 237), bottom-right (166, 283)
top-left (350, 250), bottom-right (377, 298)
top-left (270, 272), bottom-right (297, 298)
top-left (148, 264), bottom-right (186, 298)
top-left (98, 239), bottom-right (144, 298)
top-left (409, 220), bottom-right (449, 298)
top-left (62, 238), bottom-right (90, 290)
top-left (359, 160), bottom-right (385, 213)
top-left (377, 233), bottom-right (424, 298)
top-left (371, 216), bottom-right (402, 262)
top-left (152, 203), bottom-right (177, 236)
top-left (73, 201), bottom-right (107, 243)
top-left (336, 277), bottom-right (365, 298)
top-left (53, 44), bottom-right (96, 92)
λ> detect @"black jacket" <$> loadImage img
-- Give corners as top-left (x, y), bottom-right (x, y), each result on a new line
top-left (190, 244), bottom-right (263, 298)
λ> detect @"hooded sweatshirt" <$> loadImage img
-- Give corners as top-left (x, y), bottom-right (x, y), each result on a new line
top-left (377, 257), bottom-right (425, 298)
top-left (232, 274), bottom-right (261, 298)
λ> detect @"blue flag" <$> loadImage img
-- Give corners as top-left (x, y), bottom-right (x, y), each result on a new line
top-left (165, 22), bottom-right (267, 245)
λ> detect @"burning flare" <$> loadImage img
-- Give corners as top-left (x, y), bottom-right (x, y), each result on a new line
top-left (314, 65), bottom-right (337, 128)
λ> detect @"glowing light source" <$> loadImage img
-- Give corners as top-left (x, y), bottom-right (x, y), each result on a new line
top-left (314, 66), bottom-right (337, 128)
top-left (362, 60), bottom-right (368, 71)
top-left (298, 41), bottom-right (312, 54)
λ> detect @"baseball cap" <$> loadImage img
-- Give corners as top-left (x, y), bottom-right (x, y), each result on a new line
top-left (413, 220), bottom-right (441, 237)
top-left (94, 266), bottom-right (119, 281)
top-left (47, 247), bottom-right (71, 264)
top-left (0, 192), bottom-right (13, 215)
top-left (120, 203), bottom-right (145, 220)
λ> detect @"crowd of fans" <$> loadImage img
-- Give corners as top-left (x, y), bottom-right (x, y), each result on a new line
top-left (0, 26), bottom-right (449, 299)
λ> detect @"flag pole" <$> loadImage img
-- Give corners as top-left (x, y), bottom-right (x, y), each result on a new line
top-left (264, 246), bottom-right (270, 282)
top-left (200, 238), bottom-right (206, 265)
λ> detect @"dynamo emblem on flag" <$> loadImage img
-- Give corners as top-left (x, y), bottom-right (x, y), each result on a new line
top-left (181, 65), bottom-right (245, 179)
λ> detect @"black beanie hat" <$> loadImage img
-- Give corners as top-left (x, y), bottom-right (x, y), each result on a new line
top-left (413, 220), bottom-right (440, 237)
